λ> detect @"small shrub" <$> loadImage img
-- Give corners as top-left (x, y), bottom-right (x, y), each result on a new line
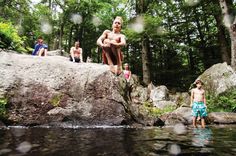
top-left (50, 94), bottom-right (62, 107)
top-left (207, 90), bottom-right (236, 112)
top-left (142, 101), bottom-right (175, 117)
top-left (0, 98), bottom-right (8, 118)
top-left (0, 22), bottom-right (25, 52)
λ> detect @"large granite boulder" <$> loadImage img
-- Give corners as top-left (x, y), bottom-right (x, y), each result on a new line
top-left (47, 49), bottom-right (69, 57)
top-left (169, 92), bottom-right (190, 107)
top-left (130, 86), bottom-right (149, 103)
top-left (0, 52), bottom-right (132, 126)
top-left (172, 107), bottom-right (192, 124)
top-left (196, 63), bottom-right (236, 96)
top-left (159, 112), bottom-right (188, 126)
top-left (150, 85), bottom-right (169, 101)
top-left (159, 107), bottom-right (192, 125)
top-left (208, 112), bottom-right (236, 124)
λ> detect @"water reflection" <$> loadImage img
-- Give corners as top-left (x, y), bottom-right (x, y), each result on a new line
top-left (192, 128), bottom-right (212, 147)
top-left (0, 126), bottom-right (236, 155)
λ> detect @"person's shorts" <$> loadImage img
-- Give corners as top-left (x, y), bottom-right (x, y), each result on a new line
top-left (192, 101), bottom-right (207, 117)
top-left (69, 56), bottom-right (80, 63)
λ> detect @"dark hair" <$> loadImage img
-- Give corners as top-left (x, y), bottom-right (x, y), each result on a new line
top-left (195, 79), bottom-right (203, 85)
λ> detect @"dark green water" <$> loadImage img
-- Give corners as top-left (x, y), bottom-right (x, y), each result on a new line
top-left (0, 125), bottom-right (236, 156)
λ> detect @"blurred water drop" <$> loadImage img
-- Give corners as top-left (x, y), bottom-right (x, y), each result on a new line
top-left (70, 14), bottom-right (83, 24)
top-left (185, 0), bottom-right (200, 6)
top-left (173, 123), bottom-right (186, 135)
top-left (41, 22), bottom-right (52, 34)
top-left (128, 16), bottom-right (144, 33)
top-left (92, 16), bottom-right (102, 27)
top-left (157, 26), bottom-right (166, 35)
top-left (16, 141), bottom-right (32, 153)
top-left (168, 144), bottom-right (181, 155)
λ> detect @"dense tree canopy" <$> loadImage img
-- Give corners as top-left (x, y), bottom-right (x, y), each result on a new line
top-left (0, 0), bottom-right (235, 90)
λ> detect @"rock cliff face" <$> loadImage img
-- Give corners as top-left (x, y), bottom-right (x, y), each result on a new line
top-left (196, 62), bottom-right (236, 96)
top-left (1, 52), bottom-right (236, 127)
top-left (0, 52), bottom-right (131, 126)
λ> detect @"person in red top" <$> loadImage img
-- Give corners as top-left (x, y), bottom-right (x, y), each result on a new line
top-left (97, 16), bottom-right (126, 75)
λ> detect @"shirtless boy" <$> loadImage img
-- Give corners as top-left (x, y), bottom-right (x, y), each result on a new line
top-left (97, 16), bottom-right (126, 75)
top-left (191, 79), bottom-right (207, 128)
top-left (70, 41), bottom-right (83, 63)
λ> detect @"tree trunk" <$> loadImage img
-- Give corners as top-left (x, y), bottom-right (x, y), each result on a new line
top-left (59, 22), bottom-right (64, 55)
top-left (136, 0), bottom-right (151, 85)
top-left (194, 9), bottom-right (209, 68)
top-left (68, 25), bottom-right (74, 52)
top-left (142, 36), bottom-right (151, 85)
top-left (214, 14), bottom-right (231, 64)
top-left (219, 0), bottom-right (236, 70)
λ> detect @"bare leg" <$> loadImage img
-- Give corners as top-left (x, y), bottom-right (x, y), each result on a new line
top-left (193, 116), bottom-right (197, 128)
top-left (44, 49), bottom-right (48, 56)
top-left (104, 51), bottom-right (113, 65)
top-left (201, 118), bottom-right (206, 128)
top-left (38, 48), bottom-right (44, 56)
top-left (116, 49), bottom-right (122, 74)
top-left (111, 46), bottom-right (122, 75)
top-left (103, 47), bottom-right (115, 73)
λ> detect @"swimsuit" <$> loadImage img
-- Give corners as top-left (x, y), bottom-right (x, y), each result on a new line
top-left (192, 101), bottom-right (207, 117)
top-left (124, 70), bottom-right (130, 79)
top-left (69, 55), bottom-right (80, 63)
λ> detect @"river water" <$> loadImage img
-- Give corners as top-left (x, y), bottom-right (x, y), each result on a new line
top-left (0, 125), bottom-right (236, 156)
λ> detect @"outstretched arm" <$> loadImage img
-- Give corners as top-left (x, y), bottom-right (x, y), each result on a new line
top-left (70, 47), bottom-right (75, 62)
top-left (203, 91), bottom-right (207, 108)
top-left (80, 48), bottom-right (83, 62)
top-left (190, 89), bottom-right (194, 107)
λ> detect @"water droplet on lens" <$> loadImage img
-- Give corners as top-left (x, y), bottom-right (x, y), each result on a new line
top-left (173, 123), bottom-right (186, 135)
top-left (70, 14), bottom-right (83, 24)
top-left (128, 16), bottom-right (144, 33)
top-left (41, 22), bottom-right (52, 34)
top-left (168, 144), bottom-right (181, 155)
top-left (16, 141), bottom-right (32, 153)
top-left (92, 16), bottom-right (102, 27)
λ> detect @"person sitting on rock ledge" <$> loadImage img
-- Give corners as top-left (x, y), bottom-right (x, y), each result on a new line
top-left (32, 37), bottom-right (48, 56)
top-left (123, 63), bottom-right (131, 82)
top-left (69, 41), bottom-right (83, 63)
top-left (97, 16), bottom-right (126, 75)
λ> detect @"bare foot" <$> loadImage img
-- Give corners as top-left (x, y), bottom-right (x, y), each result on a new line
top-left (110, 65), bottom-right (116, 74)
top-left (116, 66), bottom-right (122, 76)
